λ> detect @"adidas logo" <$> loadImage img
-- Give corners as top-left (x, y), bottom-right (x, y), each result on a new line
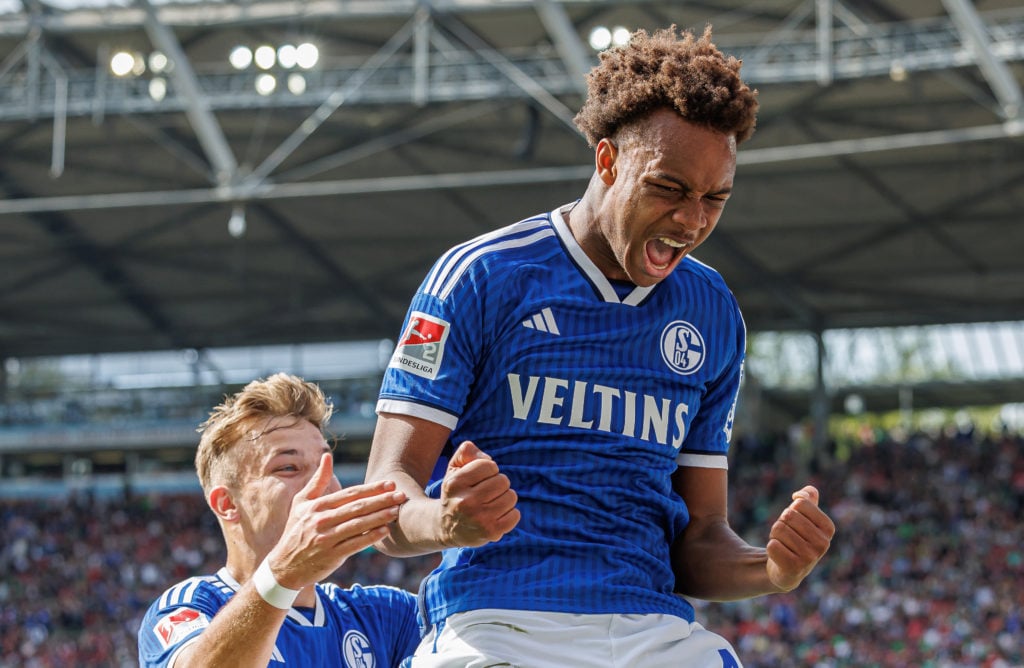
top-left (522, 307), bottom-right (560, 335)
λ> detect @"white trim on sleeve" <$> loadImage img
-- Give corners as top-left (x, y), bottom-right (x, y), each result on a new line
top-left (676, 453), bottom-right (729, 469)
top-left (376, 398), bottom-right (460, 430)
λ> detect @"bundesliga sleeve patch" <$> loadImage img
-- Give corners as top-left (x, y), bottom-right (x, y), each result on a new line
top-left (154, 607), bottom-right (210, 650)
top-left (389, 311), bottom-right (450, 380)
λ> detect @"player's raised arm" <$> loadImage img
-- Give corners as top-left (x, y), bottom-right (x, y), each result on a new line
top-left (671, 467), bottom-right (834, 601)
top-left (765, 485), bottom-right (835, 592)
top-left (366, 413), bottom-right (520, 557)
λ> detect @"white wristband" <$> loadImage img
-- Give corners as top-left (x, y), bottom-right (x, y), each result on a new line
top-left (252, 558), bottom-right (300, 610)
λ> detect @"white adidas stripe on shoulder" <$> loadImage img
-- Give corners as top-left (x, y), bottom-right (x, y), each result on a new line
top-left (437, 228), bottom-right (554, 300)
top-left (424, 216), bottom-right (553, 299)
top-left (158, 575), bottom-right (216, 609)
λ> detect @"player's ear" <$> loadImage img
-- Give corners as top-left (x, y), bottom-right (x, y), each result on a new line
top-left (595, 138), bottom-right (618, 185)
top-left (208, 485), bottom-right (239, 522)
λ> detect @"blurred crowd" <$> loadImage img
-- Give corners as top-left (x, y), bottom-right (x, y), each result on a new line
top-left (1, 426), bottom-right (1021, 668)
top-left (703, 426), bottom-right (1024, 668)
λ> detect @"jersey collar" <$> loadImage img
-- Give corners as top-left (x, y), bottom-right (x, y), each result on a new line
top-left (549, 203), bottom-right (656, 306)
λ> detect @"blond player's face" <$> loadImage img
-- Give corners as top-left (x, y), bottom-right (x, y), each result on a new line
top-left (234, 418), bottom-right (340, 554)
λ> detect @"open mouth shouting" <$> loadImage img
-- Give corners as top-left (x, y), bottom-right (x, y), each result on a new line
top-left (645, 236), bottom-right (690, 272)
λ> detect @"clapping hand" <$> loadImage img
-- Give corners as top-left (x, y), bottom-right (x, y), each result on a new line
top-left (267, 453), bottom-right (407, 589)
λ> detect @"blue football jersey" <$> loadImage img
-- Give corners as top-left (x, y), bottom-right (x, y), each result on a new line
top-left (377, 204), bottom-right (745, 626)
top-left (137, 568), bottom-right (419, 668)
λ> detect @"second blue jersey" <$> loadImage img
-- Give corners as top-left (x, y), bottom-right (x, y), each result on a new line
top-left (137, 568), bottom-right (419, 667)
top-left (377, 204), bottom-right (745, 626)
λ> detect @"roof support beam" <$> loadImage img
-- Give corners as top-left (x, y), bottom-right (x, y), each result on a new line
top-left (46, 54), bottom-right (66, 178)
top-left (436, 12), bottom-right (582, 135)
top-left (0, 121), bottom-right (1022, 216)
top-left (535, 0), bottom-right (592, 94)
top-left (276, 100), bottom-right (501, 183)
top-left (243, 11), bottom-right (422, 186)
top-left (815, 0), bottom-right (833, 86)
top-left (5, 11), bottom-right (1024, 121)
top-left (0, 0), bottom-right (620, 35)
top-left (0, 166), bottom-right (593, 214)
top-left (942, 0), bottom-right (1023, 119)
top-left (737, 121), bottom-right (1023, 165)
top-left (412, 6), bottom-right (430, 106)
top-left (125, 116), bottom-right (217, 182)
top-left (136, 0), bottom-right (237, 185)
top-left (746, 1), bottom-right (814, 69)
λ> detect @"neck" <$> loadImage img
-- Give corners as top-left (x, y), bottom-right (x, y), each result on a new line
top-left (565, 182), bottom-right (624, 282)
top-left (564, 182), bottom-right (599, 248)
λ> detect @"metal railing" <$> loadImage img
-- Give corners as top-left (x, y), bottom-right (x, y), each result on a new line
top-left (2, 9), bottom-right (1022, 121)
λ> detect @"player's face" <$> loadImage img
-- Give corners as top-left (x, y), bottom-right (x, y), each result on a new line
top-left (234, 418), bottom-right (340, 554)
top-left (591, 109), bottom-right (737, 287)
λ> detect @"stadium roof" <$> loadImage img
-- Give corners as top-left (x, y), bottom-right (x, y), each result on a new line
top-left (1, 0), bottom-right (1022, 360)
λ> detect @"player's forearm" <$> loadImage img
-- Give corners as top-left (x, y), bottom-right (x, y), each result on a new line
top-left (365, 413), bottom-right (453, 556)
top-left (374, 489), bottom-right (450, 557)
top-left (172, 588), bottom-right (287, 668)
top-left (672, 518), bottom-right (784, 601)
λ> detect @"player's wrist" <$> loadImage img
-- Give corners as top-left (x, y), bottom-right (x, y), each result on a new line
top-left (252, 557), bottom-right (300, 609)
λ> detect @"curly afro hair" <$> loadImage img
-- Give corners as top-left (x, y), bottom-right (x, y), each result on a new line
top-left (573, 25), bottom-right (759, 147)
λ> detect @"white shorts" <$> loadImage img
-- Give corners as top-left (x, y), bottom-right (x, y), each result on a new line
top-left (403, 608), bottom-right (742, 668)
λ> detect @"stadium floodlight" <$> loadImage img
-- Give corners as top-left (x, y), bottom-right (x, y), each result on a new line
top-left (131, 52), bottom-right (146, 76)
top-left (277, 44), bottom-right (298, 69)
top-left (890, 61), bottom-right (907, 82)
top-left (110, 51), bottom-right (136, 77)
top-left (148, 51), bottom-right (169, 74)
top-left (611, 26), bottom-right (632, 46)
top-left (148, 77), bottom-right (167, 101)
top-left (296, 42), bottom-right (319, 69)
top-left (229, 45), bottom-right (253, 70)
top-left (228, 205), bottom-right (246, 238)
top-left (255, 73), bottom-right (277, 95)
top-left (588, 26), bottom-right (612, 51)
top-left (254, 45), bottom-right (277, 70)
top-left (844, 393), bottom-right (865, 415)
top-left (287, 73), bottom-right (307, 95)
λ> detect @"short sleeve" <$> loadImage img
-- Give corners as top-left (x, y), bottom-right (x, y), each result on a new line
top-left (137, 580), bottom-right (224, 668)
